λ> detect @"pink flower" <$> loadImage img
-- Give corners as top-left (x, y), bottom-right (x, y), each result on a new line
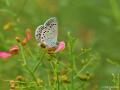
top-left (25, 29), bottom-right (32, 41)
top-left (0, 51), bottom-right (11, 59)
top-left (0, 28), bottom-right (32, 59)
top-left (21, 28), bottom-right (32, 46)
top-left (55, 41), bottom-right (65, 53)
top-left (8, 45), bottom-right (19, 54)
top-left (46, 41), bottom-right (65, 54)
top-left (0, 45), bottom-right (19, 59)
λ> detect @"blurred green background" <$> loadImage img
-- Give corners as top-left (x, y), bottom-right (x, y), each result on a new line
top-left (0, 0), bottom-right (120, 90)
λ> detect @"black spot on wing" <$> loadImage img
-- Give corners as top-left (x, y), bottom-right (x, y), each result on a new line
top-left (44, 17), bottom-right (56, 27)
top-left (35, 25), bottom-right (45, 41)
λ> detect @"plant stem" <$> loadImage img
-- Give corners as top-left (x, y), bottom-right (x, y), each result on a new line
top-left (109, 0), bottom-right (120, 25)
top-left (19, 44), bottom-right (39, 86)
top-left (71, 55), bottom-right (75, 90)
top-left (19, 44), bottom-right (26, 65)
top-left (24, 65), bottom-right (39, 86)
top-left (47, 70), bottom-right (52, 90)
top-left (27, 46), bottom-right (36, 60)
top-left (56, 60), bottom-right (60, 90)
top-left (50, 56), bottom-right (60, 90)
top-left (49, 61), bottom-right (56, 90)
top-left (15, 0), bottom-right (29, 19)
top-left (70, 43), bottom-right (74, 90)
top-left (33, 52), bottom-right (45, 73)
top-left (73, 58), bottom-right (93, 79)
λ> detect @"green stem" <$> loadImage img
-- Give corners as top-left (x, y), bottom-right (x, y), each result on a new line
top-left (73, 58), bottom-right (93, 79)
top-left (71, 56), bottom-right (74, 90)
top-left (70, 44), bottom-right (74, 90)
top-left (55, 60), bottom-right (60, 90)
top-left (49, 61), bottom-right (56, 90)
top-left (47, 70), bottom-right (52, 90)
top-left (33, 52), bottom-right (45, 73)
top-left (27, 46), bottom-right (36, 60)
top-left (19, 44), bottom-right (26, 65)
top-left (15, 0), bottom-right (29, 19)
top-left (19, 44), bottom-right (39, 86)
top-left (50, 56), bottom-right (60, 90)
top-left (24, 65), bottom-right (39, 86)
top-left (109, 0), bottom-right (120, 25)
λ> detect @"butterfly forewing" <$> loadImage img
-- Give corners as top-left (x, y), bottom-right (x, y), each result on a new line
top-left (35, 17), bottom-right (58, 47)
top-left (35, 25), bottom-right (44, 43)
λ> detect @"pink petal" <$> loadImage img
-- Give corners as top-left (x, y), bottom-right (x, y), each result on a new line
top-left (0, 51), bottom-right (11, 59)
top-left (26, 29), bottom-right (32, 41)
top-left (21, 29), bottom-right (32, 46)
top-left (9, 45), bottom-right (19, 54)
top-left (55, 41), bottom-right (65, 53)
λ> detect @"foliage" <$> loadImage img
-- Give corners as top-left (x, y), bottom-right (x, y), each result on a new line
top-left (0, 0), bottom-right (120, 90)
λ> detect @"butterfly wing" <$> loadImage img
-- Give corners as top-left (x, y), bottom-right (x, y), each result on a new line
top-left (42, 17), bottom-right (58, 47)
top-left (35, 17), bottom-right (58, 47)
top-left (35, 25), bottom-right (45, 45)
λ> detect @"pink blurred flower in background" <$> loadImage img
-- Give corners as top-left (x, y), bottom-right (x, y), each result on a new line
top-left (0, 45), bottom-right (19, 59)
top-left (21, 28), bottom-right (32, 46)
top-left (0, 51), bottom-right (11, 59)
top-left (25, 29), bottom-right (32, 41)
top-left (0, 28), bottom-right (32, 59)
top-left (8, 45), bottom-right (19, 54)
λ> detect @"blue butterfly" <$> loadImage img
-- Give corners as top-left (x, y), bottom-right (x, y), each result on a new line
top-left (35, 17), bottom-right (58, 48)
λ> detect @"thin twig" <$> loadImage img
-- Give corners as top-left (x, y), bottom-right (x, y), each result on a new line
top-left (19, 44), bottom-right (39, 86)
top-left (15, 0), bottom-right (29, 19)
top-left (73, 58), bottom-right (94, 79)
top-left (33, 52), bottom-right (45, 73)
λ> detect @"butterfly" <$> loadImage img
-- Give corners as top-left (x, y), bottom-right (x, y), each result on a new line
top-left (35, 17), bottom-right (58, 53)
